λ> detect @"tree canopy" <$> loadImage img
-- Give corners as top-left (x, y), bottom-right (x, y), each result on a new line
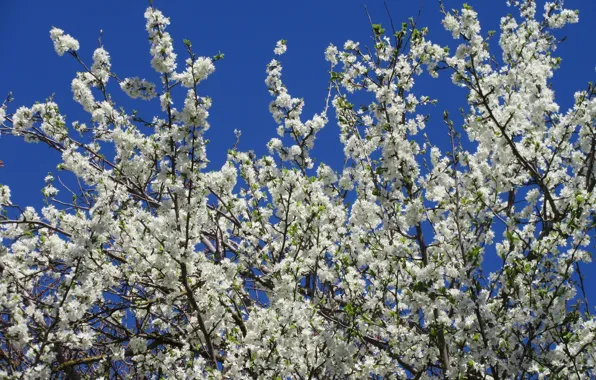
top-left (1, 1), bottom-right (595, 378)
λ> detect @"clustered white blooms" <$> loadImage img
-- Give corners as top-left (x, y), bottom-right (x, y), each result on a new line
top-left (174, 57), bottom-right (215, 88)
top-left (1, 1), bottom-right (595, 379)
top-left (144, 7), bottom-right (177, 74)
top-left (49, 27), bottom-right (80, 56)
top-left (120, 77), bottom-right (157, 100)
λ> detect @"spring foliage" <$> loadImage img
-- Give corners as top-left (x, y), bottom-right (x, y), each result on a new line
top-left (1, 1), bottom-right (595, 378)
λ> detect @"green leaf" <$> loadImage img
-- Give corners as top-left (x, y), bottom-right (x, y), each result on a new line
top-left (413, 281), bottom-right (428, 293)
top-left (372, 24), bottom-right (385, 36)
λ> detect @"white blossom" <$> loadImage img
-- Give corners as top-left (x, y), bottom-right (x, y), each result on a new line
top-left (49, 27), bottom-right (79, 56)
top-left (120, 77), bottom-right (157, 100)
top-left (274, 39), bottom-right (287, 55)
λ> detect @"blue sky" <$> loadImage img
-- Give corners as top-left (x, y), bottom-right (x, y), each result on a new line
top-left (1, 0), bottom-right (596, 301)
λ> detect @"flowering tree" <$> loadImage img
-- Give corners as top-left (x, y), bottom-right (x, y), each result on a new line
top-left (1, 0), bottom-right (595, 378)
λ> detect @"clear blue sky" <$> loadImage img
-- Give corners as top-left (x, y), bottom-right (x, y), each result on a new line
top-left (1, 0), bottom-right (595, 299)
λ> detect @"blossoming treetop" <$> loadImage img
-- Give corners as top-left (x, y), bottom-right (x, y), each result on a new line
top-left (1, 0), bottom-right (595, 378)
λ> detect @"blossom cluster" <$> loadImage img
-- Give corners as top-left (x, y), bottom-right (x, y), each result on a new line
top-left (49, 27), bottom-right (79, 56)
